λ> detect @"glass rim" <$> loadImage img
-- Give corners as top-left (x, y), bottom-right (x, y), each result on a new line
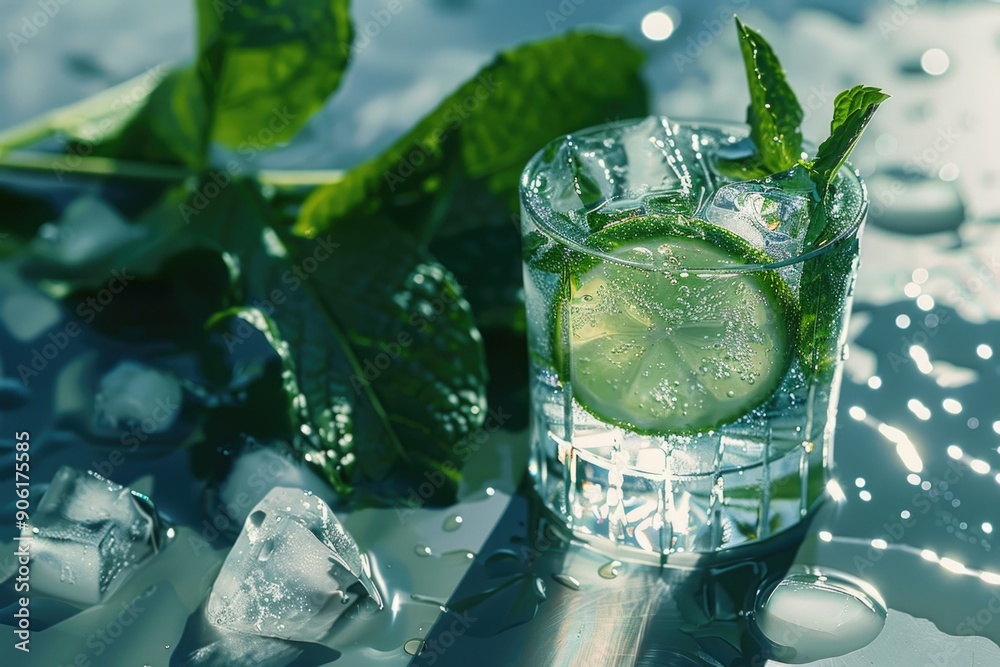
top-left (519, 116), bottom-right (869, 274)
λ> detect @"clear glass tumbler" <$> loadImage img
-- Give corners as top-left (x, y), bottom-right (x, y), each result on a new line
top-left (519, 117), bottom-right (867, 565)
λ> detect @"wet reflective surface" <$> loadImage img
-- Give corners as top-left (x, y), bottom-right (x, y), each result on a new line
top-left (2, 0), bottom-right (1000, 665)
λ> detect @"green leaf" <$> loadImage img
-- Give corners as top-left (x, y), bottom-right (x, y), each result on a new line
top-left (197, 0), bottom-right (353, 148)
top-left (97, 68), bottom-right (211, 167)
top-left (206, 306), bottom-right (353, 494)
top-left (296, 32), bottom-right (647, 330)
top-left (24, 180), bottom-right (489, 495)
top-left (735, 17), bottom-right (803, 174)
top-left (296, 32), bottom-right (646, 238)
top-left (272, 223), bottom-right (488, 491)
top-left (808, 85), bottom-right (889, 199)
top-left (195, 184), bottom-right (488, 494)
top-left (99, 0), bottom-right (353, 166)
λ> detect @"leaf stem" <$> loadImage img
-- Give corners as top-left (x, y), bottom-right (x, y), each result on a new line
top-left (0, 150), bottom-right (344, 188)
top-left (0, 150), bottom-right (189, 181)
top-left (0, 66), bottom-right (172, 155)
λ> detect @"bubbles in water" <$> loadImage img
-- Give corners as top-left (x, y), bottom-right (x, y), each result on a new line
top-left (749, 566), bottom-right (887, 664)
top-left (414, 545), bottom-right (433, 557)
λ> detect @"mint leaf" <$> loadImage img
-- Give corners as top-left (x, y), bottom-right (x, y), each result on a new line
top-left (100, 0), bottom-right (353, 166)
top-left (808, 85), bottom-right (889, 198)
top-left (297, 33), bottom-right (646, 238)
top-left (200, 185), bottom-right (488, 494)
top-left (735, 17), bottom-right (803, 174)
top-left (97, 68), bottom-right (211, 167)
top-left (801, 85), bottom-right (888, 246)
top-left (207, 306), bottom-right (355, 494)
top-left (197, 0), bottom-right (352, 148)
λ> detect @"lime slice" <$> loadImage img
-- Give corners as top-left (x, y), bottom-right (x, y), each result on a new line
top-left (562, 217), bottom-right (796, 435)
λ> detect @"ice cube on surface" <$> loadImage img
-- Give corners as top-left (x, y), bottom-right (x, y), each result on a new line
top-left (93, 361), bottom-right (181, 433)
top-left (24, 466), bottom-right (168, 605)
top-left (206, 487), bottom-right (382, 642)
top-left (699, 180), bottom-right (811, 262)
top-left (1, 291), bottom-right (62, 343)
top-left (32, 195), bottom-right (146, 267)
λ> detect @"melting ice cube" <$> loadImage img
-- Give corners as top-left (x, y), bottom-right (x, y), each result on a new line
top-left (530, 117), bottom-right (711, 240)
top-left (93, 361), bottom-right (182, 434)
top-left (23, 467), bottom-right (168, 605)
top-left (206, 487), bottom-right (382, 642)
top-left (700, 180), bottom-right (812, 262)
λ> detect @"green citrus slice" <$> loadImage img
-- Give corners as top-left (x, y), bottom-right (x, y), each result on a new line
top-left (562, 217), bottom-right (796, 435)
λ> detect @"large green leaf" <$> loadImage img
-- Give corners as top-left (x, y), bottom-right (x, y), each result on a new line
top-left (99, 0), bottom-right (353, 166)
top-left (206, 305), bottom-right (357, 493)
top-left (198, 184), bottom-right (487, 493)
top-left (20, 179), bottom-right (488, 495)
top-left (296, 32), bottom-right (647, 331)
top-left (198, 0), bottom-right (353, 148)
top-left (735, 17), bottom-right (803, 174)
top-left (297, 32), bottom-right (646, 239)
top-left (265, 223), bottom-right (489, 491)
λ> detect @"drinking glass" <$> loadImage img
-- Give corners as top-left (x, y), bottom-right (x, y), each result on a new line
top-left (519, 117), bottom-right (867, 565)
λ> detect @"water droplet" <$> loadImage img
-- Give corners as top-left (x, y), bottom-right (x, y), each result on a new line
top-left (598, 560), bottom-right (622, 579)
top-left (403, 639), bottom-right (425, 656)
top-left (553, 573), bottom-right (582, 590)
top-left (411, 593), bottom-right (449, 608)
top-left (726, 390), bottom-right (735, 398)
top-left (749, 566), bottom-right (887, 663)
top-left (257, 539), bottom-right (275, 562)
top-left (414, 545), bottom-right (432, 557)
top-left (443, 514), bottom-right (464, 532)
